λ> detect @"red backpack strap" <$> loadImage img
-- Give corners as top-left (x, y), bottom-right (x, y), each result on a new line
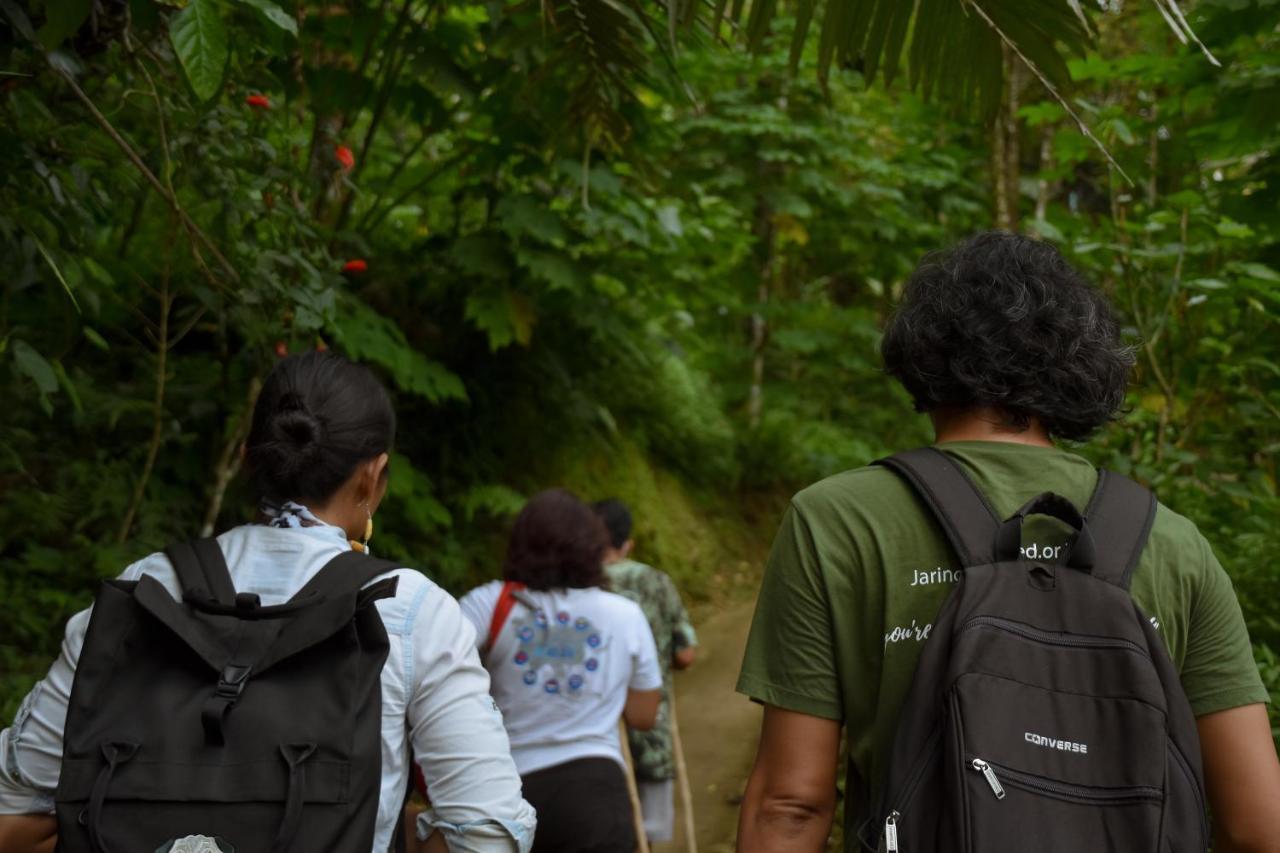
top-left (486, 581), bottom-right (526, 651)
top-left (412, 764), bottom-right (429, 800)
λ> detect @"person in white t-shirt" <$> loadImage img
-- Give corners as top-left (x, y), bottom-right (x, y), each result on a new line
top-left (460, 489), bottom-right (663, 853)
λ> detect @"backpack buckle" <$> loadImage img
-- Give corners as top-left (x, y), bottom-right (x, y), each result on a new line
top-left (215, 664), bottom-right (252, 700)
top-left (204, 664), bottom-right (253, 745)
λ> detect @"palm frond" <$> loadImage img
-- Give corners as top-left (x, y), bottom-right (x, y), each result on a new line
top-left (537, 0), bottom-right (694, 150)
top-left (721, 0), bottom-right (1092, 118)
top-left (1153, 0), bottom-right (1221, 66)
top-left (534, 0), bottom-right (1223, 176)
top-left (717, 0), bottom-right (1220, 115)
top-left (963, 0), bottom-right (1133, 184)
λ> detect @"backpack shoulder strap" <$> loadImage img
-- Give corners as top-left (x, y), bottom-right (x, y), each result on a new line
top-left (1082, 469), bottom-right (1157, 590)
top-left (293, 550), bottom-right (403, 603)
top-left (249, 551), bottom-right (402, 682)
top-left (165, 538), bottom-right (237, 604)
top-left (874, 447), bottom-right (1002, 567)
top-left (487, 581), bottom-right (527, 650)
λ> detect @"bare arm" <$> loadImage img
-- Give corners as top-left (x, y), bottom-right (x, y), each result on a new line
top-left (0, 815), bottom-right (56, 853)
top-left (664, 572), bottom-right (698, 673)
top-left (623, 688), bottom-right (662, 731)
top-left (737, 705), bottom-right (841, 852)
top-left (1199, 704), bottom-right (1280, 853)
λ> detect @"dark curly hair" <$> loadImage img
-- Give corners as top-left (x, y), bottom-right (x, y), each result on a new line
top-left (504, 489), bottom-right (608, 590)
top-left (881, 232), bottom-right (1135, 441)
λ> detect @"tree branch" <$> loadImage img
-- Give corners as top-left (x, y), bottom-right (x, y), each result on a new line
top-left (50, 61), bottom-right (240, 286)
top-left (331, 0), bottom-right (422, 230)
top-left (168, 305), bottom-right (208, 349)
top-left (200, 376), bottom-right (262, 536)
top-left (118, 272), bottom-right (171, 543)
top-left (357, 144), bottom-right (478, 232)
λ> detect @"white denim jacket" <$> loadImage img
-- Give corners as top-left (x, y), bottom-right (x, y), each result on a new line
top-left (0, 523), bottom-right (537, 852)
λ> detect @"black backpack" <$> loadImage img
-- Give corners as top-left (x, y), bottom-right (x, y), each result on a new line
top-left (867, 448), bottom-right (1208, 853)
top-left (53, 537), bottom-right (402, 853)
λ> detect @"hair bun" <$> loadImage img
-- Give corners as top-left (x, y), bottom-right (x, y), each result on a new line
top-left (268, 405), bottom-right (325, 478)
top-left (244, 352), bottom-right (395, 504)
top-left (272, 408), bottom-right (322, 449)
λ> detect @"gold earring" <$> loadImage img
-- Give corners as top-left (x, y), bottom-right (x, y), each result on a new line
top-left (351, 504), bottom-right (373, 553)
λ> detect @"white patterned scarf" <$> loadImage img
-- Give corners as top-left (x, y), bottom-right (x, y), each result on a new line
top-left (259, 500), bottom-right (326, 528)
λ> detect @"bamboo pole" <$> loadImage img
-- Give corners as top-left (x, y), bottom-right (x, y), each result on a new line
top-left (669, 693), bottom-right (698, 853)
top-left (619, 720), bottom-right (652, 853)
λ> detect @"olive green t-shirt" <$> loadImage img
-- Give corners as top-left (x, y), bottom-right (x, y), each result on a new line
top-left (736, 441), bottom-right (1267, 847)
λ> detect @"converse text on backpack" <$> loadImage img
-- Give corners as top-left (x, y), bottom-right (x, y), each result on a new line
top-left (1025, 732), bottom-right (1088, 754)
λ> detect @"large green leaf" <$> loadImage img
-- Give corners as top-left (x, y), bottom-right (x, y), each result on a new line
top-left (11, 341), bottom-right (57, 395)
top-left (0, 0), bottom-right (37, 42)
top-left (11, 340), bottom-right (59, 415)
top-left (458, 484), bottom-right (525, 521)
top-left (38, 0), bottom-right (91, 48)
top-left (385, 454), bottom-right (452, 531)
top-left (464, 289), bottom-right (536, 350)
top-left (497, 196), bottom-right (569, 245)
top-left (329, 298), bottom-right (467, 403)
top-left (32, 236), bottom-right (79, 313)
top-left (169, 0), bottom-right (229, 102)
top-left (517, 248), bottom-right (584, 291)
top-left (234, 0), bottom-right (296, 36)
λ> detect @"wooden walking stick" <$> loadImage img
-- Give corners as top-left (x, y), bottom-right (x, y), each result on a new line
top-left (669, 690), bottom-right (698, 853)
top-left (619, 720), bottom-right (652, 853)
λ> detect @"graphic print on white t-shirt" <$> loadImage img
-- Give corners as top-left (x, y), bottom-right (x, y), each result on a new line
top-left (509, 607), bottom-right (608, 697)
top-left (458, 582), bottom-right (662, 775)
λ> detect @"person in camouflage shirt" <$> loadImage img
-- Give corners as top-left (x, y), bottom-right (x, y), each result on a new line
top-left (593, 499), bottom-right (698, 845)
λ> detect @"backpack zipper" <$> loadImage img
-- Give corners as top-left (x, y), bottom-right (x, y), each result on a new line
top-left (879, 725), bottom-right (942, 853)
top-left (883, 810), bottom-right (900, 852)
top-left (960, 616), bottom-right (1149, 658)
top-left (968, 756), bottom-right (1161, 804)
top-left (970, 759), bottom-right (1005, 799)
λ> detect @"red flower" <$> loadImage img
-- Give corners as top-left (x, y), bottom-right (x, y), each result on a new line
top-left (245, 94), bottom-right (271, 110)
top-left (334, 145), bottom-right (355, 170)
top-left (315, 339), bottom-right (329, 353)
top-left (342, 259), bottom-right (368, 274)
top-left (274, 341), bottom-right (289, 358)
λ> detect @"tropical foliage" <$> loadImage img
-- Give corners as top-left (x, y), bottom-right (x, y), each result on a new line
top-left (1, 0), bottom-right (1277, 759)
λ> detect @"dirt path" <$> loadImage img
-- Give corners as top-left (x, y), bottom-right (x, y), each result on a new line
top-left (656, 596), bottom-right (761, 853)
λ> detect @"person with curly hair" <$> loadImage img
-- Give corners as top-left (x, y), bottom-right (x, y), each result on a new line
top-left (735, 232), bottom-right (1280, 852)
top-left (459, 489), bottom-right (662, 853)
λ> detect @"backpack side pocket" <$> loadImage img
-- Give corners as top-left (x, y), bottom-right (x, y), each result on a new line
top-left (1161, 742), bottom-right (1209, 852)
